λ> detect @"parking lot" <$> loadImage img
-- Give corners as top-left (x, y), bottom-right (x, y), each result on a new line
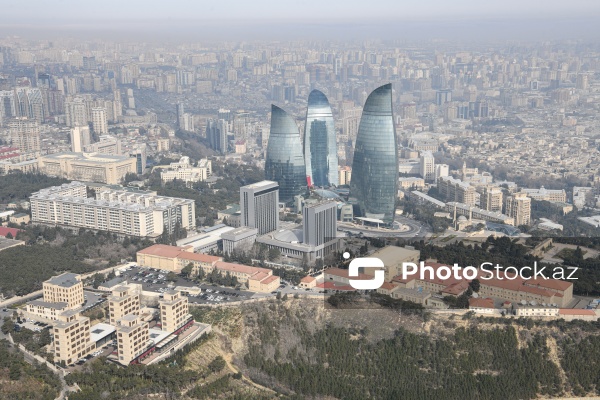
top-left (116, 265), bottom-right (257, 305)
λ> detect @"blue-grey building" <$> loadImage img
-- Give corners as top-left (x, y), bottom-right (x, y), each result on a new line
top-left (350, 84), bottom-right (398, 224)
top-left (265, 105), bottom-right (307, 203)
top-left (304, 90), bottom-right (338, 187)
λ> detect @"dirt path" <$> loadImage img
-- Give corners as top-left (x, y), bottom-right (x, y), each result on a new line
top-left (211, 330), bottom-right (276, 394)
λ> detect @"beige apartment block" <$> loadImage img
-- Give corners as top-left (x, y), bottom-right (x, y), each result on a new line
top-left (108, 285), bottom-right (141, 325)
top-left (116, 314), bottom-right (149, 365)
top-left (53, 310), bottom-right (95, 365)
top-left (159, 290), bottom-right (191, 333)
top-left (42, 273), bottom-right (84, 309)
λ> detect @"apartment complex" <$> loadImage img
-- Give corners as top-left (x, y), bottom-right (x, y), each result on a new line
top-left (53, 310), bottom-right (95, 365)
top-left (108, 285), bottom-right (141, 325)
top-left (520, 187), bottom-right (566, 203)
top-left (38, 152), bottom-right (136, 184)
top-left (159, 290), bottom-right (191, 333)
top-left (479, 186), bottom-right (503, 212)
top-left (42, 273), bottom-right (84, 309)
top-left (30, 182), bottom-right (195, 237)
top-left (9, 118), bottom-right (40, 153)
top-left (116, 314), bottom-right (149, 365)
top-left (438, 176), bottom-right (476, 205)
top-left (505, 192), bottom-right (532, 226)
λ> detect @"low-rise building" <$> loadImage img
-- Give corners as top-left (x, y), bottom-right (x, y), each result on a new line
top-left (221, 226), bottom-right (258, 255)
top-left (9, 213), bottom-right (30, 225)
top-left (515, 306), bottom-right (559, 318)
top-left (42, 273), bottom-right (84, 310)
top-left (136, 244), bottom-right (221, 273)
top-left (38, 152), bottom-right (136, 185)
top-left (160, 157), bottom-right (212, 186)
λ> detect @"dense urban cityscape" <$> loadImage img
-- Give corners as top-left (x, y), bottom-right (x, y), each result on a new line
top-left (1, 1), bottom-right (600, 399)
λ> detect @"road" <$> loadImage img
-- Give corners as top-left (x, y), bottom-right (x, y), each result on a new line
top-left (339, 216), bottom-right (429, 238)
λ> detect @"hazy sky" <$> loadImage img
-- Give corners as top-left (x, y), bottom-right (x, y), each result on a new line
top-left (2, 0), bottom-right (600, 41)
top-left (2, 0), bottom-right (600, 22)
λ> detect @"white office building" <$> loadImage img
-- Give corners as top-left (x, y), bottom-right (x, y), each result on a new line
top-left (240, 180), bottom-right (279, 235)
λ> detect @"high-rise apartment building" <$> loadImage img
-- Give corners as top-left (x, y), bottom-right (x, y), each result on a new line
top-left (304, 90), bottom-right (338, 187)
top-left (159, 290), bottom-right (191, 333)
top-left (265, 105), bottom-right (306, 203)
top-left (479, 186), bottom-right (504, 212)
top-left (419, 151), bottom-right (435, 182)
top-left (70, 126), bottom-right (91, 153)
top-left (438, 176), bottom-right (476, 205)
top-left (350, 84), bottom-right (398, 224)
top-left (65, 98), bottom-right (87, 127)
top-left (435, 164), bottom-right (449, 182)
top-left (505, 192), bottom-right (531, 226)
top-left (91, 107), bottom-right (108, 134)
top-left (240, 180), bottom-right (279, 235)
top-left (206, 119), bottom-right (228, 154)
top-left (9, 118), bottom-right (40, 153)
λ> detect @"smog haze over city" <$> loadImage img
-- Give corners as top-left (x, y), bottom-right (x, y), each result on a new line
top-left (1, 1), bottom-right (600, 400)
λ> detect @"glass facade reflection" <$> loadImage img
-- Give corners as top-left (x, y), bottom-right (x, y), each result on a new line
top-left (265, 105), bottom-right (307, 203)
top-left (350, 84), bottom-right (398, 224)
top-left (304, 90), bottom-right (338, 187)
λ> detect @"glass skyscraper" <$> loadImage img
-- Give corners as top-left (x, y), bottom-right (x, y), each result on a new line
top-left (304, 90), bottom-right (338, 187)
top-left (265, 105), bottom-right (307, 203)
top-left (350, 84), bottom-right (398, 224)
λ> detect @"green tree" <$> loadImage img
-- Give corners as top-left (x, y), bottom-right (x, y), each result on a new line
top-left (268, 248), bottom-right (280, 261)
top-left (1, 316), bottom-right (14, 334)
top-left (166, 272), bottom-right (179, 282)
top-left (182, 263), bottom-right (194, 278)
top-left (207, 356), bottom-right (226, 373)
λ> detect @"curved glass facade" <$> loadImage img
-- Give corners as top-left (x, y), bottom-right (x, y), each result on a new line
top-left (350, 84), bottom-right (398, 224)
top-left (304, 90), bottom-right (338, 187)
top-left (265, 105), bottom-right (307, 203)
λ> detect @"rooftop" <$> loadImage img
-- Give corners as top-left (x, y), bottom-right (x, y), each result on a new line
top-left (45, 273), bottom-right (81, 288)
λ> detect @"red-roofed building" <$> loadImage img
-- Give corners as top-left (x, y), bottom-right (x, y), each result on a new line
top-left (387, 260), bottom-right (573, 307)
top-left (299, 276), bottom-right (317, 289)
top-left (468, 297), bottom-right (495, 313)
top-left (136, 244), bottom-right (209, 272)
top-left (376, 282), bottom-right (398, 296)
top-left (0, 226), bottom-right (21, 239)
